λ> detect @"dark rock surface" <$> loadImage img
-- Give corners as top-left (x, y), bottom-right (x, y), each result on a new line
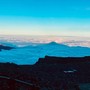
top-left (0, 56), bottom-right (90, 89)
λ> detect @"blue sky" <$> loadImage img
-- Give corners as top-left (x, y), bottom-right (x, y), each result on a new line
top-left (0, 0), bottom-right (90, 36)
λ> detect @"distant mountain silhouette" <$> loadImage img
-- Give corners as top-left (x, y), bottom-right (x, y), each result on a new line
top-left (0, 42), bottom-right (90, 65)
top-left (46, 41), bottom-right (69, 47)
top-left (47, 41), bottom-right (59, 45)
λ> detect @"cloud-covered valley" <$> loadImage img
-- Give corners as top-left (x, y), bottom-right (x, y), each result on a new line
top-left (0, 35), bottom-right (90, 65)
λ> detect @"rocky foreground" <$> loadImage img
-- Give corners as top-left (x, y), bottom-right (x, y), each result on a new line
top-left (0, 56), bottom-right (90, 90)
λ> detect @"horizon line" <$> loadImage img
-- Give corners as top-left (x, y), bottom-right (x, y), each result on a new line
top-left (0, 34), bottom-right (90, 38)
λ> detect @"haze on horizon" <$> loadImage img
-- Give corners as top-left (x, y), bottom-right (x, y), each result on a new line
top-left (0, 0), bottom-right (90, 37)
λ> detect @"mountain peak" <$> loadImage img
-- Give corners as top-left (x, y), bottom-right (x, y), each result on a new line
top-left (48, 41), bottom-right (59, 45)
top-left (47, 41), bottom-right (68, 47)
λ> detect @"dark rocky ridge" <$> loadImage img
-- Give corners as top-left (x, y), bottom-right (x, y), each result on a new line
top-left (37, 56), bottom-right (90, 64)
top-left (0, 44), bottom-right (14, 51)
top-left (0, 56), bottom-right (90, 89)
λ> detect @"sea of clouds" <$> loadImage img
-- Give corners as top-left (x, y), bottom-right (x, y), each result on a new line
top-left (0, 35), bottom-right (90, 65)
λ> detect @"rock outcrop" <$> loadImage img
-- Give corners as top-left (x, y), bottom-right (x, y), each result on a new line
top-left (37, 56), bottom-right (90, 64)
top-left (0, 44), bottom-right (13, 51)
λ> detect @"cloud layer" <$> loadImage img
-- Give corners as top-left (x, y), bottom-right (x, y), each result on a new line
top-left (0, 41), bottom-right (90, 65)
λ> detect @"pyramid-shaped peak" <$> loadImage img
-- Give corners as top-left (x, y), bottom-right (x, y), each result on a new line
top-left (47, 41), bottom-right (68, 47)
top-left (48, 41), bottom-right (59, 45)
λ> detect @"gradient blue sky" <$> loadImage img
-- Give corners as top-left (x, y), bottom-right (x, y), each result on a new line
top-left (0, 0), bottom-right (90, 36)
